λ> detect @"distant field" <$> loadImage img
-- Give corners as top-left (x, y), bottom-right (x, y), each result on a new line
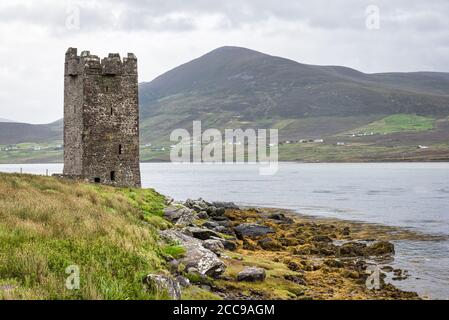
top-left (346, 114), bottom-right (435, 135)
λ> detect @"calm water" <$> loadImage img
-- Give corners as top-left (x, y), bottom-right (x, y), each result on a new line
top-left (1, 162), bottom-right (449, 299)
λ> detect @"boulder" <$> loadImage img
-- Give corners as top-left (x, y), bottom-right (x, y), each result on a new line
top-left (212, 201), bottom-right (239, 209)
top-left (268, 213), bottom-right (294, 224)
top-left (176, 276), bottom-right (191, 288)
top-left (197, 211), bottom-right (209, 219)
top-left (143, 274), bottom-right (181, 300)
top-left (366, 241), bottom-right (395, 256)
top-left (185, 198), bottom-right (211, 212)
top-left (181, 244), bottom-right (226, 278)
top-left (210, 236), bottom-right (238, 251)
top-left (163, 205), bottom-right (196, 227)
top-left (337, 242), bottom-right (367, 257)
top-left (310, 235), bottom-right (333, 243)
top-left (237, 267), bottom-right (266, 282)
top-left (160, 230), bottom-right (226, 278)
top-left (203, 239), bottom-right (225, 255)
top-left (160, 229), bottom-right (202, 246)
top-left (208, 207), bottom-right (226, 217)
top-left (283, 274), bottom-right (307, 286)
top-left (184, 227), bottom-right (221, 240)
top-left (258, 237), bottom-right (283, 251)
top-left (324, 259), bottom-right (345, 268)
top-left (203, 221), bottom-right (220, 230)
top-left (234, 223), bottom-right (275, 239)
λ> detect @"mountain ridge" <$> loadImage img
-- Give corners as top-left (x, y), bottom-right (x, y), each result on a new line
top-left (2, 46), bottom-right (449, 163)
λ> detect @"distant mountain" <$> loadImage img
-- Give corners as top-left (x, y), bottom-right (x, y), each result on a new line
top-left (0, 119), bottom-right (62, 145)
top-left (2, 46), bottom-right (449, 161)
top-left (138, 46), bottom-right (449, 143)
top-left (0, 118), bottom-right (15, 122)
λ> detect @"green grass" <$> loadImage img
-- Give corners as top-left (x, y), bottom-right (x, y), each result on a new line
top-left (348, 114), bottom-right (435, 135)
top-left (0, 173), bottom-right (170, 300)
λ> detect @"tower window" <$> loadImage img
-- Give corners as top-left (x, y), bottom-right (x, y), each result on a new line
top-left (110, 107), bottom-right (113, 115)
top-left (105, 85), bottom-right (109, 93)
top-left (119, 144), bottom-right (123, 155)
top-left (110, 171), bottom-right (116, 181)
top-left (94, 177), bottom-right (100, 183)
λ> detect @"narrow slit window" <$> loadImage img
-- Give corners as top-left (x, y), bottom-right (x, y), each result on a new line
top-left (119, 144), bottom-right (123, 155)
top-left (110, 171), bottom-right (116, 181)
top-left (110, 107), bottom-right (113, 115)
top-left (105, 85), bottom-right (109, 93)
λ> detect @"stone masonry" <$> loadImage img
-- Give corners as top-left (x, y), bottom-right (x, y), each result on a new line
top-left (63, 48), bottom-right (141, 187)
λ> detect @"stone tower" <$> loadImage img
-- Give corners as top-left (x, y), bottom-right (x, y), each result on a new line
top-left (63, 48), bottom-right (141, 187)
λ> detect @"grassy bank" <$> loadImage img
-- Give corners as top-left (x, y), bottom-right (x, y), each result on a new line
top-left (0, 173), bottom-right (170, 299)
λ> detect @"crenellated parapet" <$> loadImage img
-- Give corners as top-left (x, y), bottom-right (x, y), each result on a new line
top-left (65, 47), bottom-right (138, 76)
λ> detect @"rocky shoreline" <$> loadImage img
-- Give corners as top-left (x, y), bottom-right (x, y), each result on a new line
top-left (145, 198), bottom-right (423, 300)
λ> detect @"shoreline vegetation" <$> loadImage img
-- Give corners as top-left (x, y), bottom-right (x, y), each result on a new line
top-left (0, 173), bottom-right (436, 300)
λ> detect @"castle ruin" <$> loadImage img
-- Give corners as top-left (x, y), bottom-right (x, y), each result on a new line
top-left (63, 48), bottom-right (141, 187)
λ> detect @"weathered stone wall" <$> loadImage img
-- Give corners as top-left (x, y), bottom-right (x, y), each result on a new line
top-left (63, 48), bottom-right (141, 188)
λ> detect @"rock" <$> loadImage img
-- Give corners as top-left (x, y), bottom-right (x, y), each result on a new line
top-left (197, 211), bottom-right (209, 219)
top-left (184, 227), bottom-right (221, 240)
top-left (165, 197), bottom-right (174, 205)
top-left (258, 237), bottom-right (283, 251)
top-left (143, 274), bottom-right (182, 300)
top-left (324, 259), bottom-right (345, 268)
top-left (286, 260), bottom-right (302, 272)
top-left (203, 221), bottom-right (220, 230)
top-left (341, 227), bottom-right (350, 236)
top-left (182, 245), bottom-right (226, 278)
top-left (208, 207), bottom-right (226, 217)
top-left (203, 239), bottom-right (225, 255)
top-left (211, 215), bottom-right (229, 222)
top-left (382, 266), bottom-right (394, 273)
top-left (268, 213), bottom-right (294, 224)
top-left (168, 259), bottom-right (181, 274)
top-left (234, 223), bottom-right (275, 239)
top-left (176, 276), bottom-right (191, 288)
top-left (337, 242), bottom-right (367, 257)
top-left (366, 241), bottom-right (395, 256)
top-left (315, 243), bottom-right (338, 256)
top-left (284, 274), bottom-right (307, 285)
top-left (160, 230), bottom-right (226, 278)
top-left (163, 205), bottom-right (196, 227)
top-left (311, 235), bottom-right (333, 243)
top-left (160, 229), bottom-right (202, 246)
top-left (212, 201), bottom-right (239, 209)
top-left (209, 236), bottom-right (238, 251)
top-left (237, 267), bottom-right (266, 282)
top-left (185, 198), bottom-right (211, 212)
top-left (213, 226), bottom-right (228, 233)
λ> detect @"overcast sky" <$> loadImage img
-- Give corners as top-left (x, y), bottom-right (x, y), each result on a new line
top-left (0, 0), bottom-right (448, 124)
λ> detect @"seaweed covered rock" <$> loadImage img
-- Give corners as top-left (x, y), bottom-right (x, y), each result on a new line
top-left (258, 237), bottom-right (283, 251)
top-left (366, 241), bottom-right (395, 256)
top-left (234, 223), bottom-right (275, 239)
top-left (337, 242), bottom-right (367, 257)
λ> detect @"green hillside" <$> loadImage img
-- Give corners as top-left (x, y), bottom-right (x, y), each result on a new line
top-left (0, 173), bottom-right (170, 299)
